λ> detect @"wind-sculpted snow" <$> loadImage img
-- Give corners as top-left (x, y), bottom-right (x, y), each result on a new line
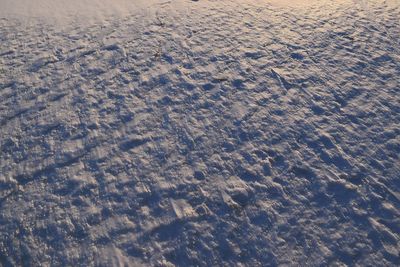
top-left (0, 0), bottom-right (399, 266)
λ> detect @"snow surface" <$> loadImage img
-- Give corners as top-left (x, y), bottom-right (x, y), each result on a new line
top-left (1, 0), bottom-right (400, 266)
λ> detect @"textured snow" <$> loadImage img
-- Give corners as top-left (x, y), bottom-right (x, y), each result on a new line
top-left (1, 0), bottom-right (400, 266)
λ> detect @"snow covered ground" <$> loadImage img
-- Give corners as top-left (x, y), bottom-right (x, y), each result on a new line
top-left (0, 0), bottom-right (399, 266)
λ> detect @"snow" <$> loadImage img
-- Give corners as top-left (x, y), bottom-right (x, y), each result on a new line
top-left (0, 0), bottom-right (150, 21)
top-left (1, 0), bottom-right (400, 266)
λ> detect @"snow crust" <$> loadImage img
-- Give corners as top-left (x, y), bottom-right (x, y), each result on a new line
top-left (1, 0), bottom-right (399, 266)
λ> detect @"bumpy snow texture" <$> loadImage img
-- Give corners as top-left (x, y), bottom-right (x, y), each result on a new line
top-left (0, 0), bottom-right (399, 266)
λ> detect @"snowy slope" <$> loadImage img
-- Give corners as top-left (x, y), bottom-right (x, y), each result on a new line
top-left (1, 0), bottom-right (400, 266)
